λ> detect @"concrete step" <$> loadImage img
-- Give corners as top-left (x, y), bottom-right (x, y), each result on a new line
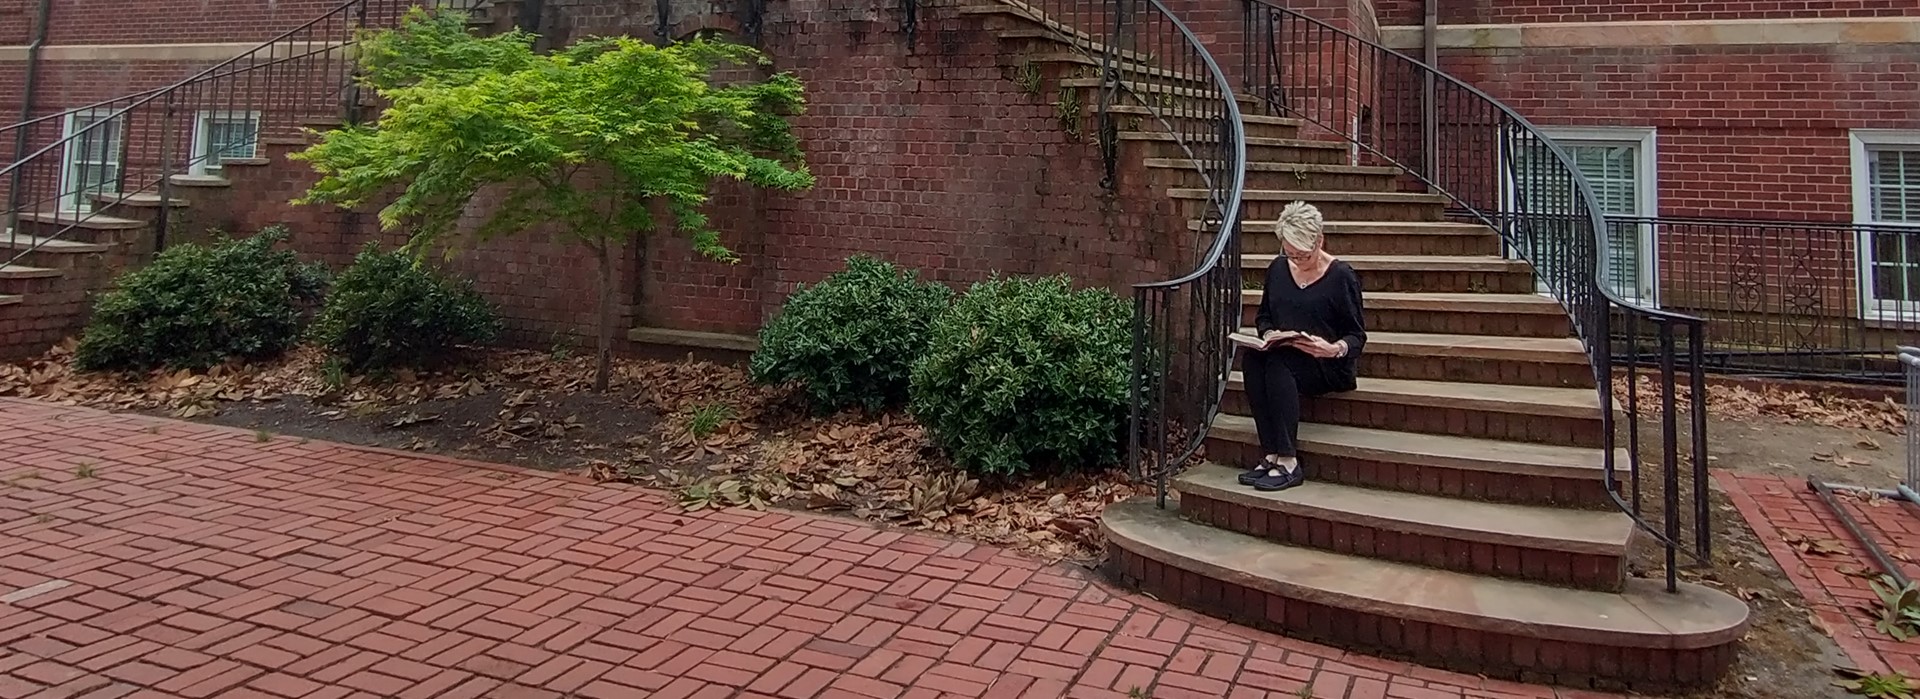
top-left (1101, 499), bottom-right (1749, 690)
top-left (1223, 374), bottom-right (1606, 448)
top-left (0, 293), bottom-right (19, 306)
top-left (1174, 464), bottom-right (1636, 590)
top-left (1175, 188), bottom-right (1449, 222)
top-left (1241, 290), bottom-right (1573, 338)
top-left (992, 28), bottom-right (1155, 65)
top-left (0, 233), bottom-right (111, 255)
top-left (92, 192), bottom-right (191, 209)
top-left (1219, 220), bottom-right (1505, 256)
top-left (1058, 78), bottom-right (1263, 109)
top-left (959, 0), bottom-right (1104, 46)
top-left (1150, 159), bottom-right (1399, 191)
top-left (1027, 51), bottom-right (1207, 86)
top-left (16, 211), bottom-right (146, 230)
top-left (1204, 415), bottom-right (1622, 508)
top-left (0, 264), bottom-right (62, 280)
top-left (1244, 254), bottom-right (1537, 294)
top-left (1230, 327), bottom-right (1593, 388)
top-left (1127, 132), bottom-right (1348, 164)
top-left (1103, 106), bottom-right (1302, 141)
top-left (167, 174), bottom-right (232, 188)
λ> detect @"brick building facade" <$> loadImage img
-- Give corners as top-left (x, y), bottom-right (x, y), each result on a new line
top-left (0, 0), bottom-right (1915, 366)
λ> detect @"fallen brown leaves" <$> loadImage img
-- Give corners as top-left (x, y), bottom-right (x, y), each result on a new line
top-left (1613, 375), bottom-right (1905, 434)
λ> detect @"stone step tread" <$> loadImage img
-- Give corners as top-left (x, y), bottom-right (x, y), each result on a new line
top-left (1026, 52), bottom-right (1205, 83)
top-left (1173, 188), bottom-right (1451, 203)
top-left (0, 264), bottom-right (61, 279)
top-left (992, 28), bottom-right (1154, 63)
top-left (959, 0), bottom-right (1102, 44)
top-left (1245, 254), bottom-right (1531, 273)
top-left (1175, 463), bottom-right (1636, 555)
top-left (1210, 415), bottom-right (1622, 478)
top-left (1121, 132), bottom-right (1341, 149)
top-left (1103, 499), bottom-right (1750, 649)
top-left (0, 234), bottom-right (111, 253)
top-left (16, 211), bottom-right (146, 230)
top-left (93, 192), bottom-right (189, 207)
top-left (1057, 78), bottom-right (1262, 106)
top-left (168, 174), bottom-right (232, 187)
top-left (1107, 106), bottom-right (1302, 127)
top-left (0, 293), bottom-right (20, 306)
top-left (1196, 220), bottom-right (1498, 234)
top-left (1245, 290), bottom-right (1566, 315)
top-left (1148, 159), bottom-right (1395, 175)
top-left (1225, 373), bottom-right (1601, 417)
top-left (1233, 326), bottom-right (1588, 362)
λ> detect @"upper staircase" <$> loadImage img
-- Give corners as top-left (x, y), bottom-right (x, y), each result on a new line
top-left (0, 0), bottom-right (513, 358)
top-left (969, 0), bottom-right (1748, 692)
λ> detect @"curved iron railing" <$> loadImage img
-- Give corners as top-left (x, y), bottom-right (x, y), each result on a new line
top-left (1242, 1), bottom-right (1710, 591)
top-left (987, 0), bottom-right (1246, 503)
top-left (0, 0), bottom-right (494, 268)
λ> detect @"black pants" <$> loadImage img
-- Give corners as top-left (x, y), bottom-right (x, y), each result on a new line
top-left (1243, 348), bottom-right (1338, 457)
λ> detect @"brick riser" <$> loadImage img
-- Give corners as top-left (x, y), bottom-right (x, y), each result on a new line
top-left (1362, 307), bottom-right (1573, 339)
top-left (1243, 268), bottom-right (1538, 294)
top-left (1205, 200), bottom-right (1445, 222)
top-left (1159, 168), bottom-right (1400, 192)
top-left (1243, 232), bottom-right (1503, 256)
top-left (1202, 435), bottom-right (1618, 509)
top-left (1219, 387), bottom-right (1607, 448)
top-left (1103, 547), bottom-right (1737, 692)
top-left (1177, 494), bottom-right (1627, 591)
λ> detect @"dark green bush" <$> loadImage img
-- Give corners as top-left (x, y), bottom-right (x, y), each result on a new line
top-left (310, 243), bottom-right (500, 372)
top-left (909, 275), bottom-right (1134, 477)
top-left (751, 255), bottom-right (952, 413)
top-left (75, 227), bottom-right (328, 371)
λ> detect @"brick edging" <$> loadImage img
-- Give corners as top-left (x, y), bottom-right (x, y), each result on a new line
top-left (1710, 469), bottom-right (1892, 674)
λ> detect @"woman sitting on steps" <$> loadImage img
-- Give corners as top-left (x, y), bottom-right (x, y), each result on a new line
top-left (1239, 201), bottom-right (1367, 492)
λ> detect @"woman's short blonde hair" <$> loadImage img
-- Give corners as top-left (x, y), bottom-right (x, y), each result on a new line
top-left (1274, 201), bottom-right (1324, 251)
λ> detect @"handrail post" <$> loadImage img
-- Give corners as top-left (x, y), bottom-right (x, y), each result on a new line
top-left (156, 93), bottom-right (176, 252)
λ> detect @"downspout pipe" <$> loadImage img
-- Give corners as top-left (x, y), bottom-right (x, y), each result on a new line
top-left (1421, 0), bottom-right (1437, 176)
top-left (7, 0), bottom-right (52, 242)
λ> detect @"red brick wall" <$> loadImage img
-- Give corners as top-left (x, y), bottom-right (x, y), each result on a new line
top-left (1375, 0), bottom-right (1915, 26)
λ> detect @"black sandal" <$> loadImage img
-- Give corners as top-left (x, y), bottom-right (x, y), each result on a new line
top-left (1252, 466), bottom-right (1305, 492)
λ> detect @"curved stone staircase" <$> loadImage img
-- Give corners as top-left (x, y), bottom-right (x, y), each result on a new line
top-left (965, 1), bottom-right (1751, 692)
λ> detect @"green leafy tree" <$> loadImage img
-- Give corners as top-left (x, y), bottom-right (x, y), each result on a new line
top-left (293, 10), bottom-right (813, 390)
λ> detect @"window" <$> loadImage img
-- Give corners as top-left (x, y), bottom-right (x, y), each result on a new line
top-left (1507, 127), bottom-right (1659, 303)
top-left (192, 110), bottom-right (260, 176)
top-left (60, 109), bottom-right (125, 212)
top-left (1852, 130), bottom-right (1920, 319)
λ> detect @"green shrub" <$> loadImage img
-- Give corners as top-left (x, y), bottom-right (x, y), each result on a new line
top-left (910, 275), bottom-right (1134, 477)
top-left (310, 243), bottom-right (500, 372)
top-left (751, 255), bottom-right (953, 413)
top-left (75, 227), bottom-right (328, 371)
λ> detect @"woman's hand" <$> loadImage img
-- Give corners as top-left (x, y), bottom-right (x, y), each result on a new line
top-left (1295, 335), bottom-right (1344, 359)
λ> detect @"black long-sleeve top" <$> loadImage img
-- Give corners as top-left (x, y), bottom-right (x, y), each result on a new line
top-left (1254, 259), bottom-right (1368, 390)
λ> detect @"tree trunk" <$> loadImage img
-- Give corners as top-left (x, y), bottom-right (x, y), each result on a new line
top-left (593, 240), bottom-right (614, 392)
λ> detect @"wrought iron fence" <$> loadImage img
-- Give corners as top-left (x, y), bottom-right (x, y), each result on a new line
top-left (1608, 215), bottom-right (1920, 384)
top-left (0, 0), bottom-right (495, 269)
top-left (1242, 1), bottom-right (1710, 591)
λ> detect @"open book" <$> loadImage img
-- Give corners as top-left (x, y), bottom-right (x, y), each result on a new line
top-left (1228, 330), bottom-right (1308, 351)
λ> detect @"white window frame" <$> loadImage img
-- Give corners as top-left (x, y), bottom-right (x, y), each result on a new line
top-left (190, 110), bottom-right (262, 176)
top-left (1534, 126), bottom-right (1661, 305)
top-left (1850, 129), bottom-right (1920, 322)
top-left (59, 109), bottom-right (125, 213)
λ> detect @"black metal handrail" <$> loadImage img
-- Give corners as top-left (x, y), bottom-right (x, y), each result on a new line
top-left (1242, 2), bottom-right (1710, 591)
top-left (1606, 214), bottom-right (1920, 384)
top-left (984, 0), bottom-right (1245, 501)
top-left (0, 0), bottom-right (491, 268)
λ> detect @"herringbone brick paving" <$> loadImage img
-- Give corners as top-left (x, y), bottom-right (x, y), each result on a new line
top-left (0, 398), bottom-right (1604, 699)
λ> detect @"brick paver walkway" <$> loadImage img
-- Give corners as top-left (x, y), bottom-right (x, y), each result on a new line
top-left (1, 399), bottom-right (1598, 699)
top-left (1717, 471), bottom-right (1920, 678)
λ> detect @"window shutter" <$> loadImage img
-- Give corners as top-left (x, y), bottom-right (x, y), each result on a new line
top-left (1871, 147), bottom-right (1920, 224)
